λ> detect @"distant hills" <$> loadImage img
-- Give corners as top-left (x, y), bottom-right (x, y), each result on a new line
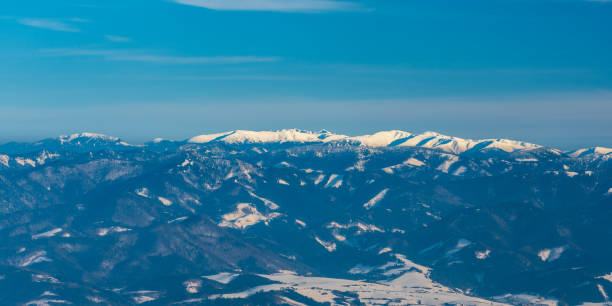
top-left (0, 130), bottom-right (610, 305)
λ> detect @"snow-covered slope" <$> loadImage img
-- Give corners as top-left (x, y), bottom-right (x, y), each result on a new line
top-left (0, 130), bottom-right (610, 305)
top-left (568, 147), bottom-right (612, 159)
top-left (0, 132), bottom-right (136, 155)
top-left (209, 254), bottom-right (508, 305)
top-left (58, 132), bottom-right (120, 144)
top-left (189, 129), bottom-right (347, 145)
top-left (187, 129), bottom-right (542, 154)
top-left (349, 130), bottom-right (413, 147)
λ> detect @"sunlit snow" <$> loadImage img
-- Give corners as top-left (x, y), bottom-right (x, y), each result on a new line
top-left (363, 188), bottom-right (389, 209)
top-left (203, 272), bottom-right (239, 284)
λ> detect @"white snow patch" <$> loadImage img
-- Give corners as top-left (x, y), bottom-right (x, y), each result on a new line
top-left (346, 159), bottom-right (366, 172)
top-left (135, 188), bottom-right (151, 198)
top-left (314, 174), bottom-right (325, 185)
top-left (597, 272), bottom-right (612, 283)
top-left (203, 272), bottom-right (239, 284)
top-left (382, 167), bottom-right (394, 174)
top-left (475, 249), bottom-right (491, 259)
top-left (188, 132), bottom-right (233, 143)
top-left (184, 279), bottom-right (203, 294)
top-left (315, 237), bottom-right (336, 252)
top-left (436, 155), bottom-right (459, 174)
top-left (275, 161), bottom-right (293, 168)
top-left (348, 264), bottom-right (374, 274)
top-left (566, 171), bottom-right (579, 178)
top-left (494, 294), bottom-right (558, 306)
top-left (24, 299), bottom-right (70, 305)
top-left (86, 296), bottom-right (105, 303)
top-left (0, 154), bottom-right (8, 167)
top-left (219, 203), bottom-right (280, 229)
top-left (209, 255), bottom-right (505, 305)
top-left (327, 222), bottom-right (384, 234)
top-left (516, 158), bottom-right (538, 162)
top-left (404, 157), bottom-right (425, 166)
top-left (425, 211), bottom-right (441, 220)
top-left (168, 216), bottom-right (188, 223)
top-left (453, 166), bottom-right (467, 176)
top-left (378, 247), bottom-right (392, 255)
top-left (446, 239), bottom-right (472, 255)
top-left (20, 251), bottom-right (51, 267)
top-left (324, 174), bottom-right (343, 188)
top-left (158, 196), bottom-right (173, 206)
top-left (332, 233), bottom-right (346, 242)
top-left (129, 291), bottom-right (160, 304)
top-left (278, 296), bottom-right (307, 306)
top-left (538, 246), bottom-right (565, 262)
top-left (598, 283), bottom-right (609, 301)
top-left (32, 228), bottom-right (63, 240)
top-left (363, 188), bottom-right (389, 210)
top-left (32, 273), bottom-right (60, 284)
top-left (36, 151), bottom-right (59, 165)
top-left (15, 157), bottom-right (36, 167)
top-left (248, 191), bottom-right (279, 210)
top-left (97, 226), bottom-right (131, 236)
top-left (382, 157), bottom-right (425, 174)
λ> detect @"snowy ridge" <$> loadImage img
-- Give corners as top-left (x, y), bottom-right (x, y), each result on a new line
top-left (189, 129), bottom-right (347, 145)
top-left (568, 147), bottom-right (612, 159)
top-left (187, 129), bottom-right (542, 154)
top-left (2, 130), bottom-right (609, 159)
top-left (59, 132), bottom-right (120, 144)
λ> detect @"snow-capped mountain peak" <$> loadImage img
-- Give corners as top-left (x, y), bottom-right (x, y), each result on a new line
top-left (189, 129), bottom-right (349, 145)
top-left (568, 146), bottom-right (612, 158)
top-left (348, 130), bottom-right (413, 147)
top-left (58, 132), bottom-right (120, 144)
top-left (187, 129), bottom-right (542, 154)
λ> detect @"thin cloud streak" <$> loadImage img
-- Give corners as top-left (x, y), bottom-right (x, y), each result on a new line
top-left (17, 18), bottom-right (80, 32)
top-left (39, 48), bottom-right (281, 64)
top-left (171, 0), bottom-right (362, 12)
top-left (113, 55), bottom-right (280, 64)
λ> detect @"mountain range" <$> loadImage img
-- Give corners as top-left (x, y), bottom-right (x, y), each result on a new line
top-left (0, 129), bottom-right (611, 305)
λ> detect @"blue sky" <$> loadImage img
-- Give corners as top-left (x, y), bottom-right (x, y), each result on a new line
top-left (1, 0), bottom-right (611, 148)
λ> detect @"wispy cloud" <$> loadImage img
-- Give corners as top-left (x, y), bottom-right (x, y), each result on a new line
top-left (170, 0), bottom-right (362, 12)
top-left (17, 18), bottom-right (81, 32)
top-left (40, 48), bottom-right (281, 64)
top-left (105, 35), bottom-right (132, 43)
